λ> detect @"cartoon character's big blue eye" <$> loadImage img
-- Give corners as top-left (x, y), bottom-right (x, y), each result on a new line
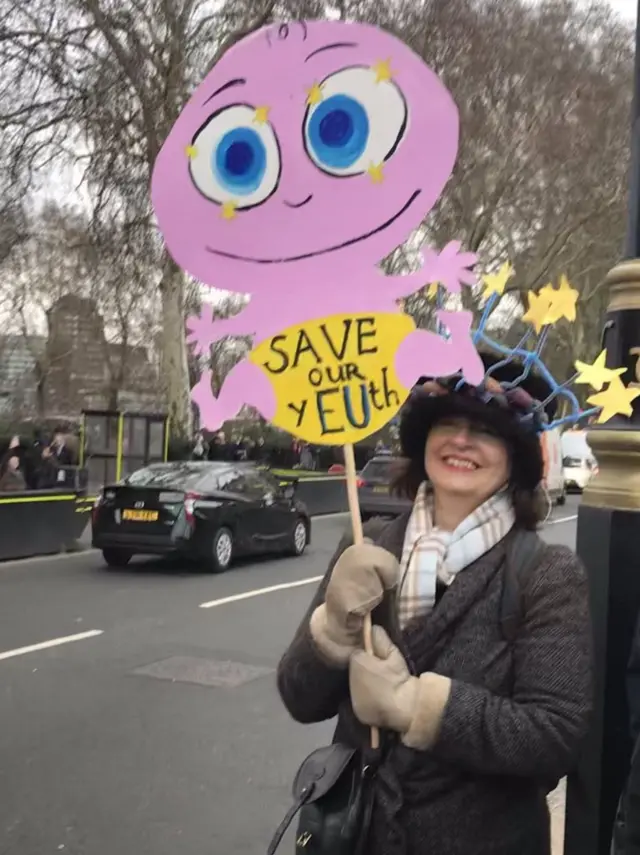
top-left (304, 67), bottom-right (407, 177)
top-left (306, 95), bottom-right (369, 170)
top-left (189, 105), bottom-right (281, 209)
top-left (214, 127), bottom-right (267, 195)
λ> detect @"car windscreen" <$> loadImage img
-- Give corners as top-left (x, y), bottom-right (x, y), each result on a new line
top-left (360, 459), bottom-right (396, 482)
top-left (561, 433), bottom-right (591, 459)
top-left (563, 456), bottom-right (584, 468)
top-left (125, 465), bottom-right (210, 491)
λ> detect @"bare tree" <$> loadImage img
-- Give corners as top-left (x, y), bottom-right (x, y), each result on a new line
top-left (1, 204), bottom-right (86, 417)
top-left (78, 206), bottom-right (162, 409)
top-left (375, 0), bottom-right (631, 375)
top-left (0, 0), bottom-right (327, 435)
top-left (0, 0), bottom-right (632, 433)
top-left (0, 199), bottom-right (28, 268)
top-left (1, 202), bottom-right (160, 415)
top-left (185, 288), bottom-right (251, 402)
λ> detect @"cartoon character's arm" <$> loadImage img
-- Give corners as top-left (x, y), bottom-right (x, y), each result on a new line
top-left (192, 360), bottom-right (276, 430)
top-left (186, 303), bottom-right (259, 355)
top-left (386, 241), bottom-right (478, 300)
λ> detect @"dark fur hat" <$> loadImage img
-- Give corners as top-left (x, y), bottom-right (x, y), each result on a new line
top-left (399, 352), bottom-right (554, 491)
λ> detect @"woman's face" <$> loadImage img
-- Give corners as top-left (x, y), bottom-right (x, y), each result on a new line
top-left (425, 417), bottom-right (510, 506)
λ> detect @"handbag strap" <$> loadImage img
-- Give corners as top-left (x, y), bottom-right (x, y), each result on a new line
top-left (267, 781), bottom-right (316, 855)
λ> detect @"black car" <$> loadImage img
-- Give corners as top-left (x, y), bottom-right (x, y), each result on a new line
top-left (91, 461), bottom-right (310, 572)
top-left (357, 454), bottom-right (412, 521)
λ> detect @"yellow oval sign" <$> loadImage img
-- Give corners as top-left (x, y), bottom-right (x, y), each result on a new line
top-left (248, 312), bottom-right (415, 445)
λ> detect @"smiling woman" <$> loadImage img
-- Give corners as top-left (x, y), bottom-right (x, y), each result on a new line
top-left (276, 354), bottom-right (593, 855)
top-left (423, 416), bottom-right (511, 526)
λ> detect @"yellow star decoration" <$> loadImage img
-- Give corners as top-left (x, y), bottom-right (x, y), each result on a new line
top-left (482, 262), bottom-right (514, 300)
top-left (221, 201), bottom-right (237, 220)
top-left (253, 106), bottom-right (270, 124)
top-left (588, 376), bottom-right (640, 425)
top-left (521, 290), bottom-right (554, 334)
top-left (539, 274), bottom-right (579, 324)
top-left (185, 144), bottom-right (198, 160)
top-left (425, 282), bottom-right (439, 300)
top-left (306, 82), bottom-right (323, 106)
top-left (368, 163), bottom-right (384, 184)
top-left (574, 349), bottom-right (626, 392)
top-left (373, 59), bottom-right (394, 83)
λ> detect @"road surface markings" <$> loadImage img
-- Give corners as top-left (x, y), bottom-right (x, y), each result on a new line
top-left (546, 514), bottom-right (578, 526)
top-left (0, 512), bottom-right (350, 570)
top-left (0, 550), bottom-right (97, 568)
top-left (199, 577), bottom-right (323, 609)
top-left (198, 511), bottom-right (579, 610)
top-left (0, 629), bottom-right (104, 662)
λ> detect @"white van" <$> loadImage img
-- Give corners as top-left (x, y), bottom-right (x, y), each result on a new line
top-left (540, 428), bottom-right (567, 506)
top-left (561, 430), bottom-right (597, 493)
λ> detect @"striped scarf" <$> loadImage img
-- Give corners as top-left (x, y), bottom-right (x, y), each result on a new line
top-left (397, 482), bottom-right (515, 628)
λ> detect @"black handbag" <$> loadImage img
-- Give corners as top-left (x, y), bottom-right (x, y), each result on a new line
top-left (267, 743), bottom-right (378, 855)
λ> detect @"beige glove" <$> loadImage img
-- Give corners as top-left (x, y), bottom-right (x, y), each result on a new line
top-left (309, 541), bottom-right (398, 667)
top-left (349, 626), bottom-right (452, 749)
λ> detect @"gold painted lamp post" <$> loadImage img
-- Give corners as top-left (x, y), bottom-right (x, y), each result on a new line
top-left (564, 3), bottom-right (640, 846)
top-left (564, 268), bottom-right (640, 855)
top-left (585, 262), bottom-right (640, 509)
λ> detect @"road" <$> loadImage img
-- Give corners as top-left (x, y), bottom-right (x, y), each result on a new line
top-left (0, 499), bottom-right (579, 855)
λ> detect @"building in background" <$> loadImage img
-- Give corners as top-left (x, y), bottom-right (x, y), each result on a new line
top-left (0, 294), bottom-right (163, 421)
top-left (0, 334), bottom-right (44, 417)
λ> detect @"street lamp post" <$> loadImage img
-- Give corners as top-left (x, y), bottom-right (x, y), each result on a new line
top-left (626, 0), bottom-right (640, 261)
top-left (564, 2), bottom-right (640, 852)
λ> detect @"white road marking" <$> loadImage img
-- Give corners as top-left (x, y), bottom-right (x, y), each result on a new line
top-left (0, 630), bottom-right (104, 662)
top-left (199, 577), bottom-right (323, 609)
top-left (0, 550), bottom-right (95, 569)
top-left (1, 512), bottom-right (350, 570)
top-left (198, 510), bottom-right (580, 610)
top-left (546, 514), bottom-right (578, 526)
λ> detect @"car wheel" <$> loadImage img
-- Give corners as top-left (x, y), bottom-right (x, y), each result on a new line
top-left (209, 527), bottom-right (234, 573)
top-left (102, 548), bottom-right (133, 568)
top-left (289, 518), bottom-right (308, 556)
top-left (557, 489), bottom-right (567, 506)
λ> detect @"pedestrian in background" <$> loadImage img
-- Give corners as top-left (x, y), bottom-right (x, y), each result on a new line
top-left (0, 454), bottom-right (26, 492)
top-left (300, 443), bottom-right (314, 470)
top-left (276, 359), bottom-right (593, 855)
top-left (38, 427), bottom-right (76, 488)
top-left (191, 431), bottom-right (209, 461)
top-left (0, 436), bottom-right (26, 489)
top-left (49, 428), bottom-right (75, 466)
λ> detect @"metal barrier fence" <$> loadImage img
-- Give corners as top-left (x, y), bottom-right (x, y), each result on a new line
top-left (0, 470), bottom-right (350, 563)
top-left (276, 474), bottom-right (348, 516)
top-left (0, 490), bottom-right (93, 562)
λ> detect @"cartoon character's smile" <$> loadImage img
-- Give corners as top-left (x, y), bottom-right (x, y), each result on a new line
top-left (205, 189), bottom-right (421, 264)
top-left (151, 19), bottom-right (484, 431)
top-left (283, 194), bottom-right (313, 208)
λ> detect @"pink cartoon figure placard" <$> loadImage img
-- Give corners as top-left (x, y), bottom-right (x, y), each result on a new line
top-left (151, 19), bottom-right (483, 444)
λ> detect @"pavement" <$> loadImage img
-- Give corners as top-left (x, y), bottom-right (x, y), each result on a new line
top-left (0, 499), bottom-right (580, 855)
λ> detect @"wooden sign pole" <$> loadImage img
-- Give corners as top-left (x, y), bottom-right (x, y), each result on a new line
top-left (343, 442), bottom-right (380, 750)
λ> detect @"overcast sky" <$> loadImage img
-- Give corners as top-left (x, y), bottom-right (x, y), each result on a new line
top-left (609, 0), bottom-right (637, 20)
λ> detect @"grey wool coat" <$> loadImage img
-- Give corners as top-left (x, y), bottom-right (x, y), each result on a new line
top-left (276, 513), bottom-right (593, 855)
